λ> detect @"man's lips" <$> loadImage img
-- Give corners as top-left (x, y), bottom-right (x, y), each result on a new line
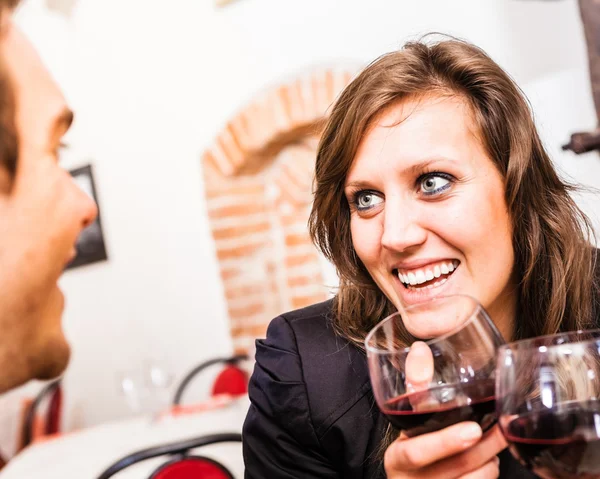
top-left (65, 247), bottom-right (77, 266)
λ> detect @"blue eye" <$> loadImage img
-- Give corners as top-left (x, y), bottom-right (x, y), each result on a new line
top-left (355, 191), bottom-right (383, 211)
top-left (419, 174), bottom-right (452, 195)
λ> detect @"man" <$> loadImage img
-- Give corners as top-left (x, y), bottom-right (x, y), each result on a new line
top-left (0, 0), bottom-right (97, 393)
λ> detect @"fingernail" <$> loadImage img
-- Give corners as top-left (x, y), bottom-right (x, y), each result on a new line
top-left (494, 456), bottom-right (500, 465)
top-left (459, 423), bottom-right (482, 442)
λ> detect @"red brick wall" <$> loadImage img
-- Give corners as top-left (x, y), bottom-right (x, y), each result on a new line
top-left (202, 69), bottom-right (354, 353)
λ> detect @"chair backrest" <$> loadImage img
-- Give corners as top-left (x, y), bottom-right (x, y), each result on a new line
top-left (150, 456), bottom-right (235, 479)
top-left (21, 379), bottom-right (62, 449)
top-left (96, 433), bottom-right (242, 479)
top-left (173, 355), bottom-right (248, 406)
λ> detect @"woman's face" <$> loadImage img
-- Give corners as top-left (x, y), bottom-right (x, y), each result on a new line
top-left (345, 95), bottom-right (517, 340)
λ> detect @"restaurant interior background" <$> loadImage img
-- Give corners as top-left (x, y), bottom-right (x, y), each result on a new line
top-left (1, 0), bottom-right (600, 466)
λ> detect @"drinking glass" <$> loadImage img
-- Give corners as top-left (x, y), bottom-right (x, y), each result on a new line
top-left (144, 360), bottom-right (174, 415)
top-left (496, 330), bottom-right (600, 479)
top-left (117, 361), bottom-right (174, 417)
top-left (117, 368), bottom-right (147, 414)
top-left (365, 294), bottom-right (505, 437)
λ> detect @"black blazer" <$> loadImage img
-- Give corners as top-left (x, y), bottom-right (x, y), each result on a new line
top-left (243, 299), bottom-right (538, 478)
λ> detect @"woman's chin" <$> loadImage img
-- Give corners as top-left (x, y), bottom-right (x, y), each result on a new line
top-left (402, 313), bottom-right (466, 340)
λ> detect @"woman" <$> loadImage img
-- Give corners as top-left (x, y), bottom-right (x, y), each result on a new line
top-left (243, 37), bottom-right (600, 478)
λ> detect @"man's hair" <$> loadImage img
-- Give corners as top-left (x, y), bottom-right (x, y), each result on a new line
top-left (0, 0), bottom-right (20, 174)
top-left (309, 36), bottom-right (598, 348)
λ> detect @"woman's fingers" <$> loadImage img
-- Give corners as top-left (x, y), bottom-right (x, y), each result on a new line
top-left (458, 457), bottom-right (500, 479)
top-left (405, 341), bottom-right (434, 391)
top-left (385, 421), bottom-right (483, 472)
top-left (405, 341), bottom-right (439, 410)
top-left (425, 426), bottom-right (507, 477)
top-left (385, 424), bottom-right (507, 478)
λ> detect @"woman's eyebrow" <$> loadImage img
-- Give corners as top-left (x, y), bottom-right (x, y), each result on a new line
top-left (344, 180), bottom-right (372, 190)
top-left (344, 157), bottom-right (457, 189)
top-left (405, 157), bottom-right (456, 175)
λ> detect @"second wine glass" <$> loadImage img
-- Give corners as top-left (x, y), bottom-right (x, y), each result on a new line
top-left (496, 330), bottom-right (600, 479)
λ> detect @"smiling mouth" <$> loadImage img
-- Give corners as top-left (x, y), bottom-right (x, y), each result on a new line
top-left (395, 260), bottom-right (460, 290)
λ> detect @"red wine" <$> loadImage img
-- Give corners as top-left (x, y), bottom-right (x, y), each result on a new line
top-left (504, 400), bottom-right (600, 478)
top-left (382, 379), bottom-right (496, 437)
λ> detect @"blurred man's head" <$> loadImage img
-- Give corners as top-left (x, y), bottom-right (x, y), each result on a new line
top-left (0, 2), bottom-right (98, 393)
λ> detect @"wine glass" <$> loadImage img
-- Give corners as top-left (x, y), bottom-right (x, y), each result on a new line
top-left (143, 360), bottom-right (174, 416)
top-left (365, 294), bottom-right (505, 437)
top-left (117, 368), bottom-right (148, 415)
top-left (496, 330), bottom-right (600, 479)
top-left (117, 361), bottom-right (174, 418)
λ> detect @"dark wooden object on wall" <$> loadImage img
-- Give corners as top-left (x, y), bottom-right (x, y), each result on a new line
top-left (563, 0), bottom-right (600, 153)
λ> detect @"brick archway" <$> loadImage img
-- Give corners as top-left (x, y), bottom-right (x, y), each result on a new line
top-left (202, 69), bottom-right (354, 353)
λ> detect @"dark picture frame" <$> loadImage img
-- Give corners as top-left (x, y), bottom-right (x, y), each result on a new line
top-left (66, 164), bottom-right (108, 270)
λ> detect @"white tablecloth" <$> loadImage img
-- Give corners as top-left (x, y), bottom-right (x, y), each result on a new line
top-left (0, 397), bottom-right (249, 479)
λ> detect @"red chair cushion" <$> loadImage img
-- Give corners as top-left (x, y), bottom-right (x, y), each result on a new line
top-left (152, 457), bottom-right (232, 479)
top-left (210, 365), bottom-right (247, 397)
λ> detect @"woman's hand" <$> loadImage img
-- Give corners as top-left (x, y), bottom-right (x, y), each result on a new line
top-left (384, 423), bottom-right (507, 478)
top-left (385, 341), bottom-right (507, 478)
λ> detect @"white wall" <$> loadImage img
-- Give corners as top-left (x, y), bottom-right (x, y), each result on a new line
top-left (0, 0), bottom-right (598, 457)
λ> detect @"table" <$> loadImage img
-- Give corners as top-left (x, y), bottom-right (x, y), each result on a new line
top-left (0, 396), bottom-right (249, 478)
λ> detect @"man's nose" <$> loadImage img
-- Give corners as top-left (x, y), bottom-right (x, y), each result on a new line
top-left (77, 187), bottom-right (98, 231)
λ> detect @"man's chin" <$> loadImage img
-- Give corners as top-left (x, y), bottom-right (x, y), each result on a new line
top-left (33, 336), bottom-right (71, 380)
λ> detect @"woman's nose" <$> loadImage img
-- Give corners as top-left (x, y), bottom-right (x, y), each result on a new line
top-left (381, 200), bottom-right (427, 253)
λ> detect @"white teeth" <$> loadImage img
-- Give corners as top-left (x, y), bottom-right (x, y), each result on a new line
top-left (409, 277), bottom-right (448, 290)
top-left (398, 260), bottom-right (460, 287)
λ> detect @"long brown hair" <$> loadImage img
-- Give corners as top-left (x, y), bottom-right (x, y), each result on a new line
top-left (309, 36), bottom-right (598, 350)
